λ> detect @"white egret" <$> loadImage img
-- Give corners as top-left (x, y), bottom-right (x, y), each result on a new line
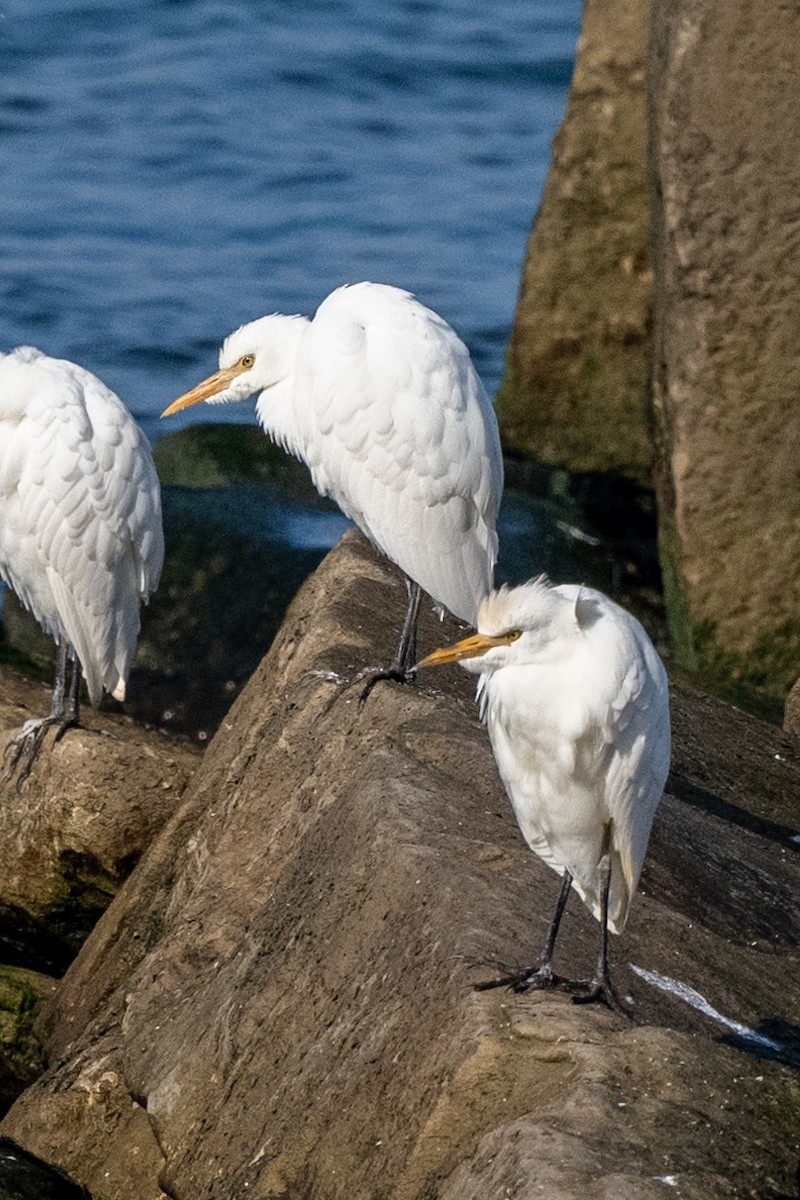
top-left (161, 282), bottom-right (503, 696)
top-left (0, 347), bottom-right (164, 779)
top-left (418, 577), bottom-right (670, 1007)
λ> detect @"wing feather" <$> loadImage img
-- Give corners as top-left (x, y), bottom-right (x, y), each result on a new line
top-left (569, 588), bottom-right (670, 929)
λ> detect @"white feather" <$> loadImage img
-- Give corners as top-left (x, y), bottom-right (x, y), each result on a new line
top-left (175, 283), bottom-right (503, 627)
top-left (0, 347), bottom-right (164, 706)
top-left (466, 578), bottom-right (670, 934)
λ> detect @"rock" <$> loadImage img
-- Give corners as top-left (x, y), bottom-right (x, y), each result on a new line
top-left (497, 0), bottom-right (653, 483)
top-left (128, 424), bottom-right (350, 740)
top-left (0, 1135), bottom-right (93, 1198)
top-left (0, 665), bottom-right (197, 974)
top-left (1, 532), bottom-right (798, 1198)
top-left (0, 967), bottom-right (55, 1119)
top-left (649, 0), bottom-right (800, 704)
top-left (785, 678), bottom-right (800, 738)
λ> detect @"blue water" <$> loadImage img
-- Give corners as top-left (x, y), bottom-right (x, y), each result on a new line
top-left (0, 0), bottom-right (581, 443)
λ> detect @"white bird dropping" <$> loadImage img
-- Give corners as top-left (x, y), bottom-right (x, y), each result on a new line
top-left (0, 347), bottom-right (164, 778)
top-left (418, 576), bottom-right (671, 1007)
top-left (161, 282), bottom-right (503, 695)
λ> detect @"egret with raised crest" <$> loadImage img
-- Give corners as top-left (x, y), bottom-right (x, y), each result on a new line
top-left (418, 577), bottom-right (670, 1008)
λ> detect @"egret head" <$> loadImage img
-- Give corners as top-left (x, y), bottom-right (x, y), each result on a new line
top-left (161, 314), bottom-right (306, 417)
top-left (417, 577), bottom-right (584, 675)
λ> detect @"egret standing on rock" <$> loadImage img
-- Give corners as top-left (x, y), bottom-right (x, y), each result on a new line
top-left (0, 347), bottom-right (164, 778)
top-left (161, 283), bottom-right (503, 696)
top-left (418, 577), bottom-right (670, 1007)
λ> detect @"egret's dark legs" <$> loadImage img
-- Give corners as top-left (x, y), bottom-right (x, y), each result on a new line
top-left (359, 577), bottom-right (422, 704)
top-left (474, 839), bottom-right (628, 1013)
top-left (474, 871), bottom-right (574, 993)
top-left (58, 650), bottom-right (82, 737)
top-left (526, 869), bottom-right (574, 989)
top-left (50, 640), bottom-right (69, 718)
top-left (2, 643), bottom-right (82, 786)
top-left (571, 844), bottom-right (626, 1012)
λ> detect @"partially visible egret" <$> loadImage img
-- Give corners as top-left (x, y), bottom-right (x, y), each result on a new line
top-left (161, 282), bottom-right (503, 695)
top-left (0, 347), bottom-right (164, 779)
top-left (418, 577), bottom-right (670, 1007)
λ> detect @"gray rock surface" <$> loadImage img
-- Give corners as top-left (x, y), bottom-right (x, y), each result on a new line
top-left (497, 0), bottom-right (653, 482)
top-left (649, 0), bottom-right (800, 699)
top-left (2, 533), bottom-right (798, 1199)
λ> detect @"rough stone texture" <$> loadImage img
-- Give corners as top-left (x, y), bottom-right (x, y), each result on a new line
top-left (2, 532), bottom-right (798, 1199)
top-left (0, 665), bottom-right (197, 973)
top-left (497, 0), bottom-right (654, 482)
top-left (649, 1), bottom-right (800, 700)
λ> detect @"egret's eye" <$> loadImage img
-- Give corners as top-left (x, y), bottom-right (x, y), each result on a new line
top-left (507, 630), bottom-right (522, 642)
top-left (240, 353), bottom-right (255, 369)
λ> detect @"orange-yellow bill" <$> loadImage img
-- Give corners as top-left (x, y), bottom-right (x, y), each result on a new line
top-left (160, 364), bottom-right (244, 418)
top-left (416, 631), bottom-right (515, 670)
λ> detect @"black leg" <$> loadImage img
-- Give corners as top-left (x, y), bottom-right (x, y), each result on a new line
top-left (3, 641), bottom-right (82, 786)
top-left (54, 654), bottom-right (82, 743)
top-left (475, 871), bottom-right (574, 993)
top-left (359, 577), bottom-right (422, 704)
top-left (571, 835), bottom-right (628, 1013)
top-left (50, 641), bottom-right (69, 720)
top-left (396, 577), bottom-right (422, 674)
top-left (527, 869), bottom-right (573, 987)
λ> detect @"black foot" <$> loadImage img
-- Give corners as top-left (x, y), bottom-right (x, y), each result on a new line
top-left (2, 715), bottom-right (77, 789)
top-left (358, 666), bottom-right (416, 706)
top-left (569, 976), bottom-right (630, 1016)
top-left (474, 964), bottom-right (573, 994)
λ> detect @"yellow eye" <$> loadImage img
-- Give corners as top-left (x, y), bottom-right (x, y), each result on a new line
top-left (240, 354), bottom-right (255, 369)
top-left (507, 630), bottom-right (522, 642)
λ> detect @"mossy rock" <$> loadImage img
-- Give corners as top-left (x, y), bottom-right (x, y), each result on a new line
top-left (0, 965), bottom-right (53, 1118)
top-left (152, 422), bottom-right (325, 506)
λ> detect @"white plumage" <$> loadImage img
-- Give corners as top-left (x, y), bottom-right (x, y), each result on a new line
top-left (419, 577), bottom-right (670, 1003)
top-left (162, 282), bottom-right (503, 682)
top-left (0, 347), bottom-right (164, 712)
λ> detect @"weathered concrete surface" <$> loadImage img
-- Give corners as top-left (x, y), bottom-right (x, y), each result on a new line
top-left (649, 0), bottom-right (800, 701)
top-left (0, 665), bottom-right (197, 973)
top-left (497, 0), bottom-right (654, 482)
top-left (2, 533), bottom-right (799, 1199)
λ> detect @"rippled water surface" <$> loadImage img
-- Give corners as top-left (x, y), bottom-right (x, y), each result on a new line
top-left (0, 0), bottom-right (581, 439)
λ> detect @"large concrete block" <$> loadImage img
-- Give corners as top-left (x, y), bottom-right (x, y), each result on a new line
top-left (649, 0), bottom-right (800, 701)
top-left (498, 0), bottom-right (654, 483)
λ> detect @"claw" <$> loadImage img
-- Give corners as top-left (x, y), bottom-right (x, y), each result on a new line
top-left (358, 666), bottom-right (416, 707)
top-left (570, 976), bottom-right (631, 1016)
top-left (2, 716), bottom-right (61, 788)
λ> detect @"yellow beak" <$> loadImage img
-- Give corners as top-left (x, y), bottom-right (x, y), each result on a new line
top-left (416, 631), bottom-right (513, 669)
top-left (160, 364), bottom-right (245, 418)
